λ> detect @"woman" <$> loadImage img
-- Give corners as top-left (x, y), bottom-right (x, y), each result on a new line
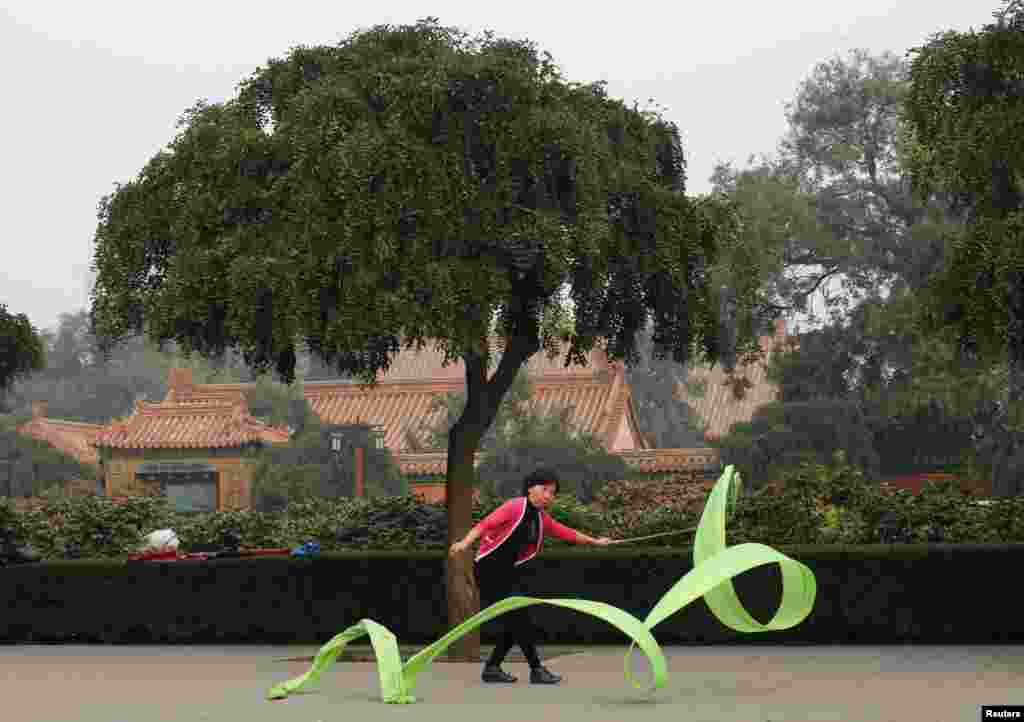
top-left (448, 468), bottom-right (612, 685)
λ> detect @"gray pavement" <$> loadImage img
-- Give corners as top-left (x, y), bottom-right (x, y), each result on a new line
top-left (3, 643), bottom-right (1023, 722)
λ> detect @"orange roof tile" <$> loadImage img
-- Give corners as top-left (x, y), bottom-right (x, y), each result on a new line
top-left (17, 418), bottom-right (104, 466)
top-left (94, 400), bottom-right (290, 449)
top-left (304, 368), bottom-right (644, 455)
top-left (678, 320), bottom-right (787, 440)
top-left (616, 448), bottom-right (721, 473)
top-left (393, 447), bottom-right (720, 477)
top-left (374, 338), bottom-right (613, 383)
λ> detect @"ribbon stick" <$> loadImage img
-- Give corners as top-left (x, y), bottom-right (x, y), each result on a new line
top-left (607, 527), bottom-right (697, 544)
top-left (266, 465), bottom-right (817, 704)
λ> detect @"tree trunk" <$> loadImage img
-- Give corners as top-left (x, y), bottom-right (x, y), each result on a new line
top-left (444, 427), bottom-right (484, 662)
top-left (443, 334), bottom-right (539, 662)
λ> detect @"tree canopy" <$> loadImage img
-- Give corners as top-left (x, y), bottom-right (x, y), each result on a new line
top-left (91, 19), bottom-right (748, 383)
top-left (0, 304), bottom-right (44, 397)
top-left (705, 46), bottom-right (1011, 488)
top-left (710, 49), bottom-right (966, 334)
top-left (902, 0), bottom-right (1024, 494)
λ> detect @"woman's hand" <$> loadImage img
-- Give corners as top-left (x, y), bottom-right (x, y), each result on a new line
top-left (448, 540), bottom-right (469, 558)
top-left (594, 537), bottom-right (613, 546)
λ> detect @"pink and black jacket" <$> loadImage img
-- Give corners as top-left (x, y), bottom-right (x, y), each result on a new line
top-left (473, 497), bottom-right (579, 567)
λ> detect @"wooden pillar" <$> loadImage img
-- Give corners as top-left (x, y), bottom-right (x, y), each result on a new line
top-left (355, 447), bottom-right (365, 499)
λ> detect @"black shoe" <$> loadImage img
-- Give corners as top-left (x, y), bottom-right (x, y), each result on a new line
top-left (482, 665), bottom-right (518, 683)
top-left (529, 665), bottom-right (562, 684)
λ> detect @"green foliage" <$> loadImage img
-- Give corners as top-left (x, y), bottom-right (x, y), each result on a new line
top-left (710, 399), bottom-right (879, 489)
top-left (724, 451), bottom-right (961, 545)
top-left (766, 324), bottom-right (868, 404)
top-left (0, 303), bottom-right (45, 395)
top-left (536, 493), bottom-right (609, 546)
top-left (590, 472), bottom-right (709, 546)
top-left (476, 421), bottom-right (629, 504)
top-left (7, 451), bottom-right (1024, 561)
top-left (626, 320), bottom-right (708, 448)
top-left (2, 493), bottom-right (173, 560)
top-left (163, 506), bottom-right (285, 552)
top-left (250, 464), bottom-right (324, 511)
top-left (6, 311), bottom-right (257, 424)
top-left (247, 422), bottom-right (407, 511)
top-left (243, 372), bottom-right (317, 433)
top-left (90, 16), bottom-right (757, 396)
top-left (868, 400), bottom-right (975, 477)
top-left (763, 296), bottom-right (986, 478)
top-left (902, 3), bottom-right (1024, 496)
top-left (904, 2), bottom-right (1024, 221)
top-left (710, 49), bottom-right (963, 349)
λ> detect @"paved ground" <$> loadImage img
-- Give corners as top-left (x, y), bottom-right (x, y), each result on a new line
top-left (4, 643), bottom-right (1024, 722)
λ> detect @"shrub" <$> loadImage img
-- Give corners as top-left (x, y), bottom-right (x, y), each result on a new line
top-left (591, 471), bottom-right (710, 545)
top-left (719, 450), bottom-right (1011, 545)
top-left (5, 492), bottom-right (174, 560)
top-left (7, 456), bottom-right (1023, 562)
top-left (248, 422), bottom-right (408, 511)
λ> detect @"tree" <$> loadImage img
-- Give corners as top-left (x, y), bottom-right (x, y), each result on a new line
top-left (765, 291), bottom-right (1003, 481)
top-left (88, 19), bottom-right (763, 661)
top-left (710, 50), bottom-right (966, 336)
top-left (903, 0), bottom-right (1024, 495)
top-left (711, 398), bottom-right (880, 490)
top-left (6, 310), bottom-right (255, 424)
top-left (626, 319), bottom-right (709, 448)
top-left (0, 304), bottom-right (45, 397)
top-left (243, 371), bottom-right (316, 433)
top-left (777, 49), bottom-right (964, 298)
top-left (39, 311), bottom-right (94, 379)
top-left (704, 47), bottom-right (1020, 487)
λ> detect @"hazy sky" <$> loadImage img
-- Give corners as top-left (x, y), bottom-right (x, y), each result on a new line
top-left (1, 1), bottom-right (994, 335)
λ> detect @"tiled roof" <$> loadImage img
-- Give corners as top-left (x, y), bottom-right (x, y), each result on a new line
top-left (304, 369), bottom-right (644, 455)
top-left (16, 417), bottom-right (104, 466)
top-left (678, 320), bottom-right (787, 440)
top-left (305, 380), bottom-right (454, 452)
top-left (395, 451), bottom-right (484, 476)
top-left (374, 338), bottom-right (613, 382)
top-left (166, 385), bottom-right (250, 405)
top-left (616, 448), bottom-right (720, 473)
top-left (394, 447), bottom-right (721, 477)
top-left (370, 330), bottom-right (788, 445)
top-left (163, 368), bottom-right (251, 404)
top-left (93, 399), bottom-right (291, 449)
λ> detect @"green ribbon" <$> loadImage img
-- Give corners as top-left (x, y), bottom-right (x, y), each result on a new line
top-left (266, 464), bottom-right (817, 704)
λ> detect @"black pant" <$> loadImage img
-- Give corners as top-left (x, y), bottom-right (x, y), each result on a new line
top-left (475, 560), bottom-right (542, 668)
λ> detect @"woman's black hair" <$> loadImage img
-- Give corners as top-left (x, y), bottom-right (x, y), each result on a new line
top-left (521, 468), bottom-right (560, 497)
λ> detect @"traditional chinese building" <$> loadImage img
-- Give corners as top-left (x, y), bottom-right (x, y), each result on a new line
top-left (17, 323), bottom-right (791, 508)
top-left (86, 368), bottom-right (290, 511)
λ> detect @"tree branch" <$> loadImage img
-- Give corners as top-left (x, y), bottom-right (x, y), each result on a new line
top-left (759, 265), bottom-right (844, 313)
